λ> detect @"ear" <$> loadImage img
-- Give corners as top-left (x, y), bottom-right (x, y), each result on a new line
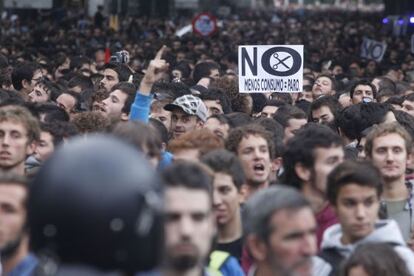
top-left (407, 152), bottom-right (413, 168)
top-left (246, 235), bottom-right (268, 262)
top-left (294, 163), bottom-right (311, 182)
top-left (22, 79), bottom-right (31, 89)
top-left (209, 211), bottom-right (217, 239)
top-left (271, 157), bottom-right (282, 173)
top-left (120, 113), bottom-right (129, 121)
top-left (237, 186), bottom-right (246, 204)
top-left (196, 119), bottom-right (204, 129)
top-left (26, 141), bottom-right (37, 156)
top-left (161, 142), bottom-right (167, 152)
top-left (239, 184), bottom-right (250, 204)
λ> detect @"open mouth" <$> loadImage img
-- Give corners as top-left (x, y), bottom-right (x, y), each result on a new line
top-left (253, 164), bottom-right (265, 171)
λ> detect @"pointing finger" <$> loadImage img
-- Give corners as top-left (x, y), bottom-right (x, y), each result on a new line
top-left (155, 45), bottom-right (166, 60)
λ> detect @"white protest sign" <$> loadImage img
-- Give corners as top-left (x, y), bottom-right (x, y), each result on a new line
top-left (238, 45), bottom-right (303, 93)
top-left (360, 38), bottom-right (387, 62)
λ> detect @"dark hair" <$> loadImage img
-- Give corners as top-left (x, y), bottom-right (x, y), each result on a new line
top-left (39, 122), bottom-right (64, 147)
top-left (110, 82), bottom-right (136, 115)
top-left (193, 61), bottom-right (220, 83)
top-left (350, 79), bottom-right (377, 99)
top-left (151, 81), bottom-right (191, 100)
top-left (385, 96), bottom-right (404, 107)
top-left (173, 61), bottom-right (191, 79)
top-left (377, 88), bottom-right (396, 102)
top-left (58, 90), bottom-right (81, 112)
top-left (70, 56), bottom-right (92, 71)
top-left (149, 118), bottom-right (169, 145)
top-left (405, 93), bottom-right (414, 103)
top-left (308, 96), bottom-right (342, 123)
top-left (269, 93), bottom-right (293, 105)
top-left (67, 74), bottom-right (94, 92)
top-left (281, 123), bottom-right (343, 190)
top-left (341, 243), bottom-right (410, 276)
top-left (394, 110), bottom-right (414, 139)
top-left (32, 103), bottom-right (70, 122)
top-left (375, 77), bottom-right (396, 92)
top-left (336, 103), bottom-right (392, 141)
top-left (162, 161), bottom-right (213, 199)
top-left (201, 149), bottom-right (245, 190)
top-left (199, 88), bottom-right (232, 114)
top-left (0, 54), bottom-right (9, 69)
top-left (225, 112), bottom-right (252, 128)
top-left (104, 62), bottom-right (133, 82)
top-left (315, 74), bottom-right (337, 92)
top-left (327, 160), bottom-right (383, 205)
top-left (264, 99), bottom-right (287, 109)
top-left (226, 124), bottom-right (274, 159)
top-left (254, 117), bottom-right (284, 158)
top-left (11, 62), bottom-right (39, 91)
top-left (208, 114), bottom-right (230, 126)
top-left (48, 120), bottom-right (78, 139)
top-left (273, 105), bottom-right (307, 128)
top-left (35, 78), bottom-right (62, 102)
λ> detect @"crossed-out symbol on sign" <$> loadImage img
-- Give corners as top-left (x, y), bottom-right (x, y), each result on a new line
top-left (272, 53), bottom-right (291, 70)
top-left (261, 46), bottom-right (302, 77)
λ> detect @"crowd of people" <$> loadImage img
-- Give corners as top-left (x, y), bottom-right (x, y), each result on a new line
top-left (1, 5), bottom-right (414, 276)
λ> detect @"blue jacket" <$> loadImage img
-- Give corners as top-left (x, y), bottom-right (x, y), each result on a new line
top-left (129, 91), bottom-right (174, 169)
top-left (129, 92), bottom-right (153, 123)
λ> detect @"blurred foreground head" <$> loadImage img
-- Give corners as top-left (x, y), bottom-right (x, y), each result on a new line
top-left (28, 135), bottom-right (163, 275)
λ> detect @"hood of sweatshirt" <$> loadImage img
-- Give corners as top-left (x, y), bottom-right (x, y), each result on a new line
top-left (320, 219), bottom-right (406, 257)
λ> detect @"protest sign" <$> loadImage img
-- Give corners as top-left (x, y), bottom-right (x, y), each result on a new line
top-left (238, 45), bottom-right (303, 93)
top-left (360, 38), bottom-right (387, 62)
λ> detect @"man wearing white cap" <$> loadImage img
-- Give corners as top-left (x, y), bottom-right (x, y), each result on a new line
top-left (164, 94), bottom-right (208, 139)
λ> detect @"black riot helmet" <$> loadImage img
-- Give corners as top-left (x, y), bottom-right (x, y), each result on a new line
top-left (28, 135), bottom-right (163, 274)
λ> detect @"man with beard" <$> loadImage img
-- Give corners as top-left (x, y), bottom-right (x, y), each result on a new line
top-left (0, 173), bottom-right (37, 275)
top-left (349, 80), bottom-right (376, 104)
top-left (99, 62), bottom-right (132, 93)
top-left (244, 186), bottom-right (331, 276)
top-left (311, 74), bottom-right (336, 100)
top-left (161, 161), bottom-right (242, 276)
top-left (99, 82), bottom-right (136, 121)
top-left (364, 122), bottom-right (414, 242)
top-left (308, 96), bottom-right (341, 132)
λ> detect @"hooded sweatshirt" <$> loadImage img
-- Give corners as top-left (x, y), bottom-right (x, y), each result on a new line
top-left (320, 219), bottom-right (414, 275)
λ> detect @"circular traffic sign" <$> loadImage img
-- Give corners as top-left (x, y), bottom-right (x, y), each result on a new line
top-left (192, 13), bottom-right (218, 37)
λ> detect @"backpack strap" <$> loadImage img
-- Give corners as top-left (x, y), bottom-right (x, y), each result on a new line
top-left (318, 248), bottom-right (345, 276)
top-left (208, 250), bottom-right (230, 275)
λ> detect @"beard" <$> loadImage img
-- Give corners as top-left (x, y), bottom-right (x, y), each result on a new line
top-left (267, 250), bottom-right (313, 276)
top-left (0, 231), bottom-right (24, 260)
top-left (166, 242), bottom-right (200, 272)
top-left (170, 254), bottom-right (198, 271)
